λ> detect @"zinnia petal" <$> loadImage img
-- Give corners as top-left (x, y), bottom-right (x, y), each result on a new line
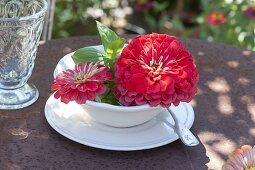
top-left (240, 145), bottom-right (255, 167)
top-left (51, 62), bottom-right (112, 104)
top-left (114, 33), bottom-right (199, 107)
top-left (75, 92), bottom-right (87, 104)
top-left (222, 145), bottom-right (255, 170)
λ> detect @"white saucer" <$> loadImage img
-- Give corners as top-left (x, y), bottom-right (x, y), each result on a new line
top-left (45, 94), bottom-right (195, 151)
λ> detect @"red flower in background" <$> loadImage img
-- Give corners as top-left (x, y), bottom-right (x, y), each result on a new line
top-left (244, 4), bottom-right (255, 20)
top-left (134, 0), bottom-right (153, 11)
top-left (206, 11), bottom-right (227, 26)
top-left (51, 62), bottom-right (113, 104)
top-left (114, 33), bottom-right (199, 107)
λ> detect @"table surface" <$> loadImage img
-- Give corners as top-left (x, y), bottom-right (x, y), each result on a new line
top-left (1, 35), bottom-right (255, 170)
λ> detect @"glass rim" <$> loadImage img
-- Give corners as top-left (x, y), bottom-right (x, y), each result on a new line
top-left (0, 0), bottom-right (48, 22)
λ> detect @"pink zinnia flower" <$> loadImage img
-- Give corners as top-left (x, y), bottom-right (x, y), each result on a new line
top-left (51, 62), bottom-right (113, 104)
top-left (222, 145), bottom-right (255, 170)
top-left (114, 33), bottom-right (199, 107)
top-left (244, 4), bottom-right (255, 20)
top-left (206, 11), bottom-right (227, 26)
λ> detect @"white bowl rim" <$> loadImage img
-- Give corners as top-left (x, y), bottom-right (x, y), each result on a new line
top-left (84, 100), bottom-right (162, 112)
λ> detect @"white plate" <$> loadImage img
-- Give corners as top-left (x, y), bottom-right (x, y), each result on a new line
top-left (45, 94), bottom-right (195, 151)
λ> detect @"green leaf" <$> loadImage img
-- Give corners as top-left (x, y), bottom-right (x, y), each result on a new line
top-left (96, 21), bottom-right (119, 52)
top-left (158, 15), bottom-right (169, 30)
top-left (171, 16), bottom-right (184, 30)
top-left (144, 15), bottom-right (157, 30)
top-left (105, 38), bottom-right (125, 69)
top-left (153, 1), bottom-right (169, 13)
top-left (71, 47), bottom-right (105, 64)
top-left (106, 38), bottom-right (126, 58)
top-left (96, 21), bottom-right (126, 72)
top-left (97, 81), bottom-right (119, 105)
top-left (100, 91), bottom-right (119, 105)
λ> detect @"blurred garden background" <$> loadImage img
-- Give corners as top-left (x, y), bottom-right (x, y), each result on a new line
top-left (52, 0), bottom-right (255, 51)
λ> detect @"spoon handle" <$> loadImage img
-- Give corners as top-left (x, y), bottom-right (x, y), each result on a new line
top-left (166, 108), bottom-right (199, 146)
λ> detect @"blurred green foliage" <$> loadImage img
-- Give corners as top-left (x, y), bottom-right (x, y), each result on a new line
top-left (196, 0), bottom-right (255, 50)
top-left (53, 0), bottom-right (255, 50)
top-left (53, 0), bottom-right (95, 37)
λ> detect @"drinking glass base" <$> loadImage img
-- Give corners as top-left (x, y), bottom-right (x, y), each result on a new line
top-left (0, 83), bottom-right (39, 110)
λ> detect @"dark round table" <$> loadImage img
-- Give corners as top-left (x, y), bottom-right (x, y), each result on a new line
top-left (1, 36), bottom-right (255, 170)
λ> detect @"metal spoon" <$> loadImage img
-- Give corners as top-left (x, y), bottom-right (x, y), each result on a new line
top-left (166, 107), bottom-right (199, 146)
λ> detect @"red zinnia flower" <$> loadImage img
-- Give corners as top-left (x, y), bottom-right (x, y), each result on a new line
top-left (206, 11), bottom-right (227, 26)
top-left (51, 62), bottom-right (113, 104)
top-left (114, 33), bottom-right (199, 107)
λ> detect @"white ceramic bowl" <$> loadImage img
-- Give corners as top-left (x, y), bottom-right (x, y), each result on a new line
top-left (83, 100), bottom-right (163, 127)
top-left (54, 45), bottom-right (163, 127)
